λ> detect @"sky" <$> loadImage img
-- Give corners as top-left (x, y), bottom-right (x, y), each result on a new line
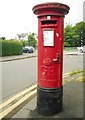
top-left (0, 0), bottom-right (84, 39)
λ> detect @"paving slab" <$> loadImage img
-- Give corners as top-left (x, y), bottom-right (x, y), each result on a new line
top-left (12, 79), bottom-right (84, 119)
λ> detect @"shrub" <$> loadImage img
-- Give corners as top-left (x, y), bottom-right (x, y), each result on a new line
top-left (0, 40), bottom-right (23, 56)
top-left (0, 40), bottom-right (2, 56)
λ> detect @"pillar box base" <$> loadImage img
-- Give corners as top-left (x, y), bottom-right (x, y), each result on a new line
top-left (37, 86), bottom-right (63, 116)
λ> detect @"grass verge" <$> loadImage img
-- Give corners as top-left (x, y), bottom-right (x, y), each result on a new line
top-left (69, 69), bottom-right (83, 76)
top-left (75, 74), bottom-right (85, 82)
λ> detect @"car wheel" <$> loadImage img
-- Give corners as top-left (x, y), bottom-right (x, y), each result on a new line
top-left (27, 51), bottom-right (29, 53)
top-left (79, 49), bottom-right (83, 53)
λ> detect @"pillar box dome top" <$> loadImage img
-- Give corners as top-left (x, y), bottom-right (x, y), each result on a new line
top-left (32, 2), bottom-right (70, 17)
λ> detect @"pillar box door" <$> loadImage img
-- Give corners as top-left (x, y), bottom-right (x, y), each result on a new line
top-left (38, 16), bottom-right (64, 89)
top-left (32, 2), bottom-right (70, 116)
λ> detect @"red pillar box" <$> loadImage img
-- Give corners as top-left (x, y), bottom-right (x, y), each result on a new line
top-left (32, 2), bottom-right (70, 115)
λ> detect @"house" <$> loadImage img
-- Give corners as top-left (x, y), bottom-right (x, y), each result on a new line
top-left (16, 33), bottom-right (29, 41)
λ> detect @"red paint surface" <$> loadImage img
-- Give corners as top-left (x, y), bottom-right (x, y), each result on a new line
top-left (33, 2), bottom-right (70, 88)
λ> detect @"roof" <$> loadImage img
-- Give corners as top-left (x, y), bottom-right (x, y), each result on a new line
top-left (17, 33), bottom-right (28, 38)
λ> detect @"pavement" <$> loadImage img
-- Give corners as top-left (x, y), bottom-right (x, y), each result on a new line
top-left (0, 51), bottom-right (84, 119)
top-left (0, 50), bottom-right (38, 62)
top-left (0, 51), bottom-right (82, 62)
top-left (10, 73), bottom-right (84, 119)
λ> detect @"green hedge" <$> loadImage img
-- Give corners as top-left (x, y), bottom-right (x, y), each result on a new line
top-left (0, 40), bottom-right (2, 56)
top-left (0, 40), bottom-right (23, 56)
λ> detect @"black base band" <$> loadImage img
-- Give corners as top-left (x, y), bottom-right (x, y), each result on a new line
top-left (37, 86), bottom-right (63, 116)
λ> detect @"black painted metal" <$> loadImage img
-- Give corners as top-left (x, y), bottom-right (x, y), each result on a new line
top-left (37, 86), bottom-right (63, 116)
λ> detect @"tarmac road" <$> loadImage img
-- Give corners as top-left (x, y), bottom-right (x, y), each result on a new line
top-left (2, 54), bottom-right (83, 101)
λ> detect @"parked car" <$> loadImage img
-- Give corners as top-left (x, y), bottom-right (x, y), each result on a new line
top-left (23, 46), bottom-right (34, 53)
top-left (77, 46), bottom-right (85, 53)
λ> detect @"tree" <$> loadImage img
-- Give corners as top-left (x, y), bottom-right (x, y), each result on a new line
top-left (64, 24), bottom-right (79, 47)
top-left (20, 40), bottom-right (28, 47)
top-left (73, 21), bottom-right (85, 46)
top-left (0, 37), bottom-right (6, 40)
top-left (27, 33), bottom-right (37, 47)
